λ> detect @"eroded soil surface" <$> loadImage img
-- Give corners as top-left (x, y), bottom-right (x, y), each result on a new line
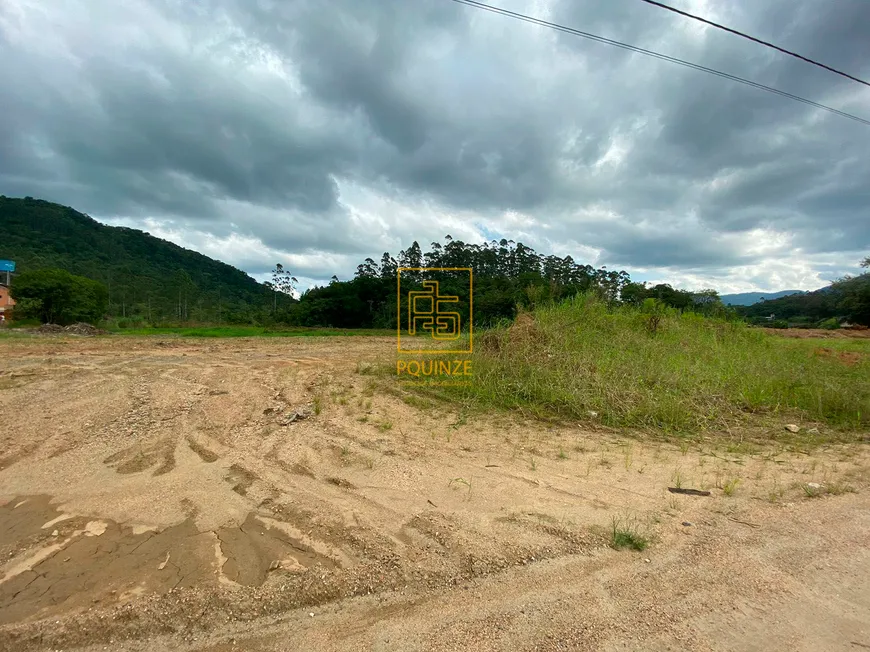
top-left (0, 335), bottom-right (868, 651)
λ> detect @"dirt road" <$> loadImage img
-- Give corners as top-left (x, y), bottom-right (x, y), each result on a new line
top-left (0, 335), bottom-right (868, 651)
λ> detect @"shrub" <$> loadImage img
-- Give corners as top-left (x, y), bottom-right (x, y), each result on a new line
top-left (10, 268), bottom-right (108, 325)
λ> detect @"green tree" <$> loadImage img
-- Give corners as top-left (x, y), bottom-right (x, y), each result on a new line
top-left (398, 241), bottom-right (423, 282)
top-left (833, 275), bottom-right (870, 325)
top-left (272, 264), bottom-right (298, 295)
top-left (355, 258), bottom-right (380, 278)
top-left (379, 253), bottom-right (397, 280)
top-left (620, 281), bottom-right (648, 305)
top-left (270, 264), bottom-right (298, 314)
top-left (11, 268), bottom-right (108, 325)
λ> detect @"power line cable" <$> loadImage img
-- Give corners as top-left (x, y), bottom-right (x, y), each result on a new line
top-left (636, 0), bottom-right (870, 88)
top-left (447, 0), bottom-right (870, 127)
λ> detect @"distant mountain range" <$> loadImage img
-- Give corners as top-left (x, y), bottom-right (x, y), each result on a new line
top-left (720, 290), bottom-right (808, 306)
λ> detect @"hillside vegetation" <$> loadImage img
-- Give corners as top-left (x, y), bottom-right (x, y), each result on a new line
top-left (0, 196), bottom-right (267, 322)
top-left (431, 294), bottom-right (870, 436)
top-left (2, 196), bottom-right (731, 328)
top-left (5, 195), bottom-right (864, 332)
top-left (736, 264), bottom-right (870, 327)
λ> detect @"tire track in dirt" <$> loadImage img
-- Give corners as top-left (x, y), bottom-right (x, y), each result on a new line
top-left (0, 336), bottom-right (867, 651)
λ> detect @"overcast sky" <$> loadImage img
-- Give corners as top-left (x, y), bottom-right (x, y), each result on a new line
top-left (2, 0), bottom-right (869, 292)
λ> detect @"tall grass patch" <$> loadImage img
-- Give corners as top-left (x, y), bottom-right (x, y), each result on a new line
top-left (441, 294), bottom-right (869, 434)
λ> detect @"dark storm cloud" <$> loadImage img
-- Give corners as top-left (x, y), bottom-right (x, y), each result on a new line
top-left (588, 221), bottom-right (744, 269)
top-left (4, 40), bottom-right (348, 215)
top-left (0, 0), bottom-right (868, 289)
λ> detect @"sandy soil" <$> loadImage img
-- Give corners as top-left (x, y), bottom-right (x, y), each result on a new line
top-left (0, 334), bottom-right (868, 651)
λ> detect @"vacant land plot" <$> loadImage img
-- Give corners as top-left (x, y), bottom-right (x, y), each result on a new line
top-left (0, 334), bottom-right (868, 651)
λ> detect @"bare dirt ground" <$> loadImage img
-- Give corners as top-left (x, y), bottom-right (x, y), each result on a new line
top-left (1, 335), bottom-right (869, 651)
top-left (762, 327), bottom-right (870, 339)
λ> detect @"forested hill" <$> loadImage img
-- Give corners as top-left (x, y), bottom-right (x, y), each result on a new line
top-left (0, 196), bottom-right (267, 321)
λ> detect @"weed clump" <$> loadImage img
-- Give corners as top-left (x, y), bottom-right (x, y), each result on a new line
top-left (609, 517), bottom-right (650, 551)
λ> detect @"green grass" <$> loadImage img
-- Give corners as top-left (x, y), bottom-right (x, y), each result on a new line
top-left (425, 294), bottom-right (870, 437)
top-left (609, 517), bottom-right (650, 551)
top-left (112, 326), bottom-right (395, 338)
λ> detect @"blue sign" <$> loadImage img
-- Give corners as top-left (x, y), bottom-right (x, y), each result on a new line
top-left (0, 260), bottom-right (14, 273)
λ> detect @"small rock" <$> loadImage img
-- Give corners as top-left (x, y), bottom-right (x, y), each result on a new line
top-left (52, 530), bottom-right (59, 537)
top-left (309, 612), bottom-right (315, 617)
top-left (644, 558), bottom-right (651, 563)
top-left (806, 482), bottom-right (822, 490)
top-left (681, 521), bottom-right (693, 527)
top-left (784, 424), bottom-right (800, 433)
top-left (808, 427), bottom-right (819, 434)
top-left (278, 413), bottom-right (297, 426)
top-left (588, 411), bottom-right (599, 418)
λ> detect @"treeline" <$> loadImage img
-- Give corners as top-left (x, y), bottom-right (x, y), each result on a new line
top-left (23, 195), bottom-right (858, 329)
top-left (0, 195), bottom-right (655, 328)
top-left (285, 238), bottom-right (737, 329)
top-left (619, 282), bottom-right (728, 316)
top-left (288, 238), bottom-right (634, 329)
top-left (4, 195), bottom-right (735, 327)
